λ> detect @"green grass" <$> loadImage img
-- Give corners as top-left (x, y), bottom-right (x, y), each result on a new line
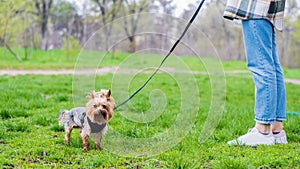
top-left (0, 47), bottom-right (300, 168)
top-left (0, 73), bottom-right (299, 168)
top-left (283, 68), bottom-right (300, 80)
top-left (2, 47), bottom-right (300, 80)
top-left (0, 47), bottom-right (132, 70)
top-left (0, 47), bottom-right (245, 71)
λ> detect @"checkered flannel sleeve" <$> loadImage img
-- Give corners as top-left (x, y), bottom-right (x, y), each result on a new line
top-left (224, 0), bottom-right (286, 31)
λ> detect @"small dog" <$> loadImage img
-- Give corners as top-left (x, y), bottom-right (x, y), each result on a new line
top-left (58, 89), bottom-right (114, 151)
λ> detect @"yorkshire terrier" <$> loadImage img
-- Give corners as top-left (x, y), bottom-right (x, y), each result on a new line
top-left (58, 89), bottom-right (114, 151)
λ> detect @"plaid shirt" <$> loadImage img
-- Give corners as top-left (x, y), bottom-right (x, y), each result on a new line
top-left (224, 0), bottom-right (286, 31)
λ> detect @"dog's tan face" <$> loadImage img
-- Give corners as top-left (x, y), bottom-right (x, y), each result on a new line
top-left (86, 90), bottom-right (114, 123)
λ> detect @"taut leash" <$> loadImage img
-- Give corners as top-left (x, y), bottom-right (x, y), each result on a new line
top-left (114, 0), bottom-right (206, 110)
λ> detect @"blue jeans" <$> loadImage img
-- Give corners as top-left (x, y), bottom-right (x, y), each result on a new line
top-left (242, 19), bottom-right (286, 124)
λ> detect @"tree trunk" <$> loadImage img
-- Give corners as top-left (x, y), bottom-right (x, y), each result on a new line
top-left (128, 36), bottom-right (136, 53)
top-left (5, 43), bottom-right (22, 62)
top-left (41, 4), bottom-right (48, 50)
top-left (24, 48), bottom-right (28, 60)
top-left (35, 0), bottom-right (53, 50)
top-left (0, 25), bottom-right (22, 61)
top-left (122, 0), bottom-right (148, 53)
top-left (41, 33), bottom-right (47, 50)
top-left (93, 0), bottom-right (122, 52)
top-left (3, 14), bottom-right (9, 58)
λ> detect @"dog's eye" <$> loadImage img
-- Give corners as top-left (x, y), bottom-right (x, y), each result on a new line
top-left (102, 105), bottom-right (107, 109)
top-left (93, 105), bottom-right (97, 108)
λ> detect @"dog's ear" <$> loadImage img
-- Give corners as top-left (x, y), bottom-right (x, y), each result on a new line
top-left (88, 90), bottom-right (96, 99)
top-left (107, 89), bottom-right (111, 97)
top-left (100, 89), bottom-right (111, 97)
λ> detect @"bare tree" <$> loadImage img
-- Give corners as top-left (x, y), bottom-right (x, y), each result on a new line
top-left (121, 0), bottom-right (151, 53)
top-left (0, 0), bottom-right (24, 61)
top-left (33, 0), bottom-right (53, 50)
top-left (277, 0), bottom-right (300, 67)
top-left (153, 0), bottom-right (176, 49)
top-left (92, 0), bottom-right (123, 51)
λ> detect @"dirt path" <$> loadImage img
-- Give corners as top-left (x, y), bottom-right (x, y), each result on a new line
top-left (0, 67), bottom-right (118, 76)
top-left (0, 68), bottom-right (300, 85)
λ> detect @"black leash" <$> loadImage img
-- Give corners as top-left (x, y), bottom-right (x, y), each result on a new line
top-left (114, 0), bottom-right (206, 110)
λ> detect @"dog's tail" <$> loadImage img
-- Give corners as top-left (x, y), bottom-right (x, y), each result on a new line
top-left (58, 110), bottom-right (69, 126)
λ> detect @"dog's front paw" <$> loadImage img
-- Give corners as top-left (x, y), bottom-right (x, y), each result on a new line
top-left (65, 139), bottom-right (70, 145)
top-left (96, 144), bottom-right (103, 151)
top-left (83, 147), bottom-right (89, 152)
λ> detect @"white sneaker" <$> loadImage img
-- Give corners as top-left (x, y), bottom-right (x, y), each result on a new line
top-left (227, 128), bottom-right (275, 146)
top-left (274, 130), bottom-right (288, 144)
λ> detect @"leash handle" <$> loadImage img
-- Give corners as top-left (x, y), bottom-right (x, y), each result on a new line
top-left (114, 0), bottom-right (206, 110)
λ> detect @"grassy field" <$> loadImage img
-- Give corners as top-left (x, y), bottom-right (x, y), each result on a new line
top-left (0, 48), bottom-right (300, 168)
top-left (0, 73), bottom-right (299, 168)
top-left (1, 47), bottom-right (300, 80)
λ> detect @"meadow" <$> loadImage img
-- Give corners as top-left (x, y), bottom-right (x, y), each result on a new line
top-left (0, 48), bottom-right (300, 168)
top-left (1, 47), bottom-right (300, 80)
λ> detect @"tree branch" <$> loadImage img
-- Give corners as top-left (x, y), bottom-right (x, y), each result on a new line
top-left (35, 0), bottom-right (41, 14)
top-left (5, 43), bottom-right (22, 62)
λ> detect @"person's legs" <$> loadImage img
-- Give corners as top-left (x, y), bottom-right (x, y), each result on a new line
top-left (269, 30), bottom-right (288, 144)
top-left (242, 19), bottom-right (277, 126)
top-left (228, 19), bottom-right (279, 146)
top-left (269, 28), bottom-right (287, 132)
top-left (272, 121), bottom-right (283, 132)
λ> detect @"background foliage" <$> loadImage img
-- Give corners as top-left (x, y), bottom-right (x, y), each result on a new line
top-left (0, 0), bottom-right (300, 67)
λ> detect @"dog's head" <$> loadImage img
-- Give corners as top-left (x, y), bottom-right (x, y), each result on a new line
top-left (86, 89), bottom-right (114, 123)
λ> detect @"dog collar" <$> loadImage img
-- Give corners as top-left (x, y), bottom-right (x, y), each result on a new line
top-left (87, 117), bottom-right (107, 133)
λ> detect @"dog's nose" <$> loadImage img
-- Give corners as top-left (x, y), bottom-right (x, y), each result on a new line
top-left (102, 112), bottom-right (107, 119)
top-left (98, 109), bottom-right (107, 118)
